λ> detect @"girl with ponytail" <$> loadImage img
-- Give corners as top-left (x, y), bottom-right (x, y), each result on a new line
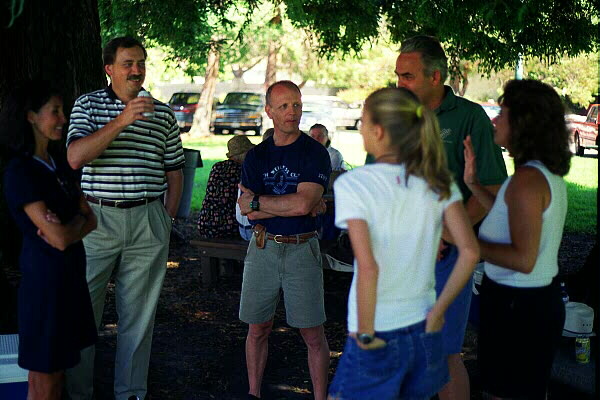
top-left (328, 87), bottom-right (479, 400)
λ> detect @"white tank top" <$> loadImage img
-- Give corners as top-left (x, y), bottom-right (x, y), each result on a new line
top-left (478, 160), bottom-right (567, 287)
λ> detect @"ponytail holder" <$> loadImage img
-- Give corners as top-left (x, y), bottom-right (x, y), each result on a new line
top-left (415, 105), bottom-right (423, 119)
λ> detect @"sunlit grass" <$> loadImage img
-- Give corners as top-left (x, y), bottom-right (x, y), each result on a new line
top-left (503, 152), bottom-right (597, 234)
top-left (182, 134), bottom-right (597, 234)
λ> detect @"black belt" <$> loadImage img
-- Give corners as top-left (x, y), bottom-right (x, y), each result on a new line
top-left (85, 194), bottom-right (158, 209)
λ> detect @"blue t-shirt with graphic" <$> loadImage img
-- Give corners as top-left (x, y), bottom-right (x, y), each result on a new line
top-left (241, 133), bottom-right (331, 235)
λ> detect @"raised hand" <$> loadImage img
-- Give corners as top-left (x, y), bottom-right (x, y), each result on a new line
top-left (115, 97), bottom-right (154, 127)
top-left (463, 135), bottom-right (478, 186)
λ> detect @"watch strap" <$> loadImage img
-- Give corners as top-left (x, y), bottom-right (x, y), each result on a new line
top-left (250, 195), bottom-right (260, 211)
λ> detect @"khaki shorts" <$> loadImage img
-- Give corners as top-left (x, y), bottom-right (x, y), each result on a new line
top-left (239, 235), bottom-right (326, 328)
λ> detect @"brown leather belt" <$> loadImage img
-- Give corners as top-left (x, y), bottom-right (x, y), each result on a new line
top-left (266, 231), bottom-right (318, 244)
top-left (85, 194), bottom-right (158, 209)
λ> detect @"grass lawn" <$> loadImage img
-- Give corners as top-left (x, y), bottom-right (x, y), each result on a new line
top-left (182, 134), bottom-right (597, 234)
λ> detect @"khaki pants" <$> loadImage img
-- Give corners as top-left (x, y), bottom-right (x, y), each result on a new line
top-left (65, 200), bottom-right (172, 400)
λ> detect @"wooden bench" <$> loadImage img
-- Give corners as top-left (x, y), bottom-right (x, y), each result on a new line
top-left (190, 238), bottom-right (348, 288)
top-left (190, 238), bottom-right (249, 287)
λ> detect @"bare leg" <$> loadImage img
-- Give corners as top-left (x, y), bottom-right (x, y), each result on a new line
top-left (438, 353), bottom-right (470, 400)
top-left (299, 325), bottom-right (330, 400)
top-left (27, 370), bottom-right (63, 400)
top-left (246, 320), bottom-right (274, 398)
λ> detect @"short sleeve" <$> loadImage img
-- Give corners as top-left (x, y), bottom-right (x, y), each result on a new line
top-left (164, 109), bottom-right (185, 171)
top-left (66, 95), bottom-right (95, 147)
top-left (333, 172), bottom-right (368, 229)
top-left (300, 142), bottom-right (331, 191)
top-left (3, 160), bottom-right (44, 209)
top-left (241, 148), bottom-right (263, 194)
top-left (442, 182), bottom-right (464, 210)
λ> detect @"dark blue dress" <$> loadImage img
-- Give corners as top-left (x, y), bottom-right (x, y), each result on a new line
top-left (3, 155), bottom-right (96, 373)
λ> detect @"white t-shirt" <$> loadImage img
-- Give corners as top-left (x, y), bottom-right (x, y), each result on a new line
top-left (479, 160), bottom-right (567, 287)
top-left (334, 163), bottom-right (462, 332)
top-left (327, 146), bottom-right (344, 171)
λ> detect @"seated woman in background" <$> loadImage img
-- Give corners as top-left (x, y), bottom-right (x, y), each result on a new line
top-left (198, 135), bottom-right (255, 238)
top-left (464, 79), bottom-right (571, 400)
top-left (0, 80), bottom-right (97, 400)
top-left (309, 123), bottom-right (345, 171)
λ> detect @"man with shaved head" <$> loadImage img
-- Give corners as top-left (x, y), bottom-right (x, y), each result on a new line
top-left (238, 80), bottom-right (331, 400)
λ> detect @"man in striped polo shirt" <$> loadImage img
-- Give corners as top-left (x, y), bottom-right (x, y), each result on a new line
top-left (64, 36), bottom-right (185, 400)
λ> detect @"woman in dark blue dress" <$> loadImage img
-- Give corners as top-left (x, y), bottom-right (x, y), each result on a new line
top-left (0, 81), bottom-right (97, 399)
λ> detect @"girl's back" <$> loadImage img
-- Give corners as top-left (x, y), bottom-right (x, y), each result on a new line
top-left (334, 163), bottom-right (462, 331)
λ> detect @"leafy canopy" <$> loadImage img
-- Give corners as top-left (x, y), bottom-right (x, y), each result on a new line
top-left (283, 0), bottom-right (599, 73)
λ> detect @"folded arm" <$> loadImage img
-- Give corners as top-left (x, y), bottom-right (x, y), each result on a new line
top-left (24, 198), bottom-right (97, 251)
top-left (238, 182), bottom-right (324, 219)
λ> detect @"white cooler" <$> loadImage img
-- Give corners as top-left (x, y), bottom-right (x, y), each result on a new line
top-left (0, 334), bottom-right (28, 399)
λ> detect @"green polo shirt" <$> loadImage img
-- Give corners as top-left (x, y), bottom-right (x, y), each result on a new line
top-left (364, 86), bottom-right (507, 201)
top-left (435, 86), bottom-right (507, 201)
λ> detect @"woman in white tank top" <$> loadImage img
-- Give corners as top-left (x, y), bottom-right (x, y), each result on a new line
top-left (463, 80), bottom-right (572, 400)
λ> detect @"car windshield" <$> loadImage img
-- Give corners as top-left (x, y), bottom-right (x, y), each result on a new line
top-left (169, 93), bottom-right (201, 105)
top-left (222, 93), bottom-right (263, 106)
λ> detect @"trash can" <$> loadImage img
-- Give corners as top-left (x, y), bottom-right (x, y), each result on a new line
top-left (176, 148), bottom-right (203, 218)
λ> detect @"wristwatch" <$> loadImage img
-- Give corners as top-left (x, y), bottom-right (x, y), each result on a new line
top-left (249, 195), bottom-right (260, 211)
top-left (356, 333), bottom-right (375, 345)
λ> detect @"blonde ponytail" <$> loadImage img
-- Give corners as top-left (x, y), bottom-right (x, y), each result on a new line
top-left (365, 88), bottom-right (452, 200)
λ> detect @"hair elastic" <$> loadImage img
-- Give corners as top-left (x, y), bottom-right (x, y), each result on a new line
top-left (415, 105), bottom-right (423, 119)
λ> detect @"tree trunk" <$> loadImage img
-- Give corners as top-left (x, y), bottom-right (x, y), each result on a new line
top-left (448, 59), bottom-right (472, 97)
top-left (189, 46), bottom-right (220, 138)
top-left (232, 66), bottom-right (245, 90)
top-left (264, 40), bottom-right (279, 90)
top-left (0, 0), bottom-right (105, 113)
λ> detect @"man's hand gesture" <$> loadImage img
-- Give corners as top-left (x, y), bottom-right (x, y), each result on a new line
top-left (115, 97), bottom-right (154, 128)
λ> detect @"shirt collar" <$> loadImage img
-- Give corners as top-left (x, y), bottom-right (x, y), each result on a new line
top-left (105, 84), bottom-right (119, 102)
top-left (105, 84), bottom-right (147, 104)
top-left (435, 85), bottom-right (458, 115)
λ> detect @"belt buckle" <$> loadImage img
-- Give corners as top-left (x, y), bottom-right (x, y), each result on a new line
top-left (273, 235), bottom-right (284, 244)
top-left (113, 199), bottom-right (126, 208)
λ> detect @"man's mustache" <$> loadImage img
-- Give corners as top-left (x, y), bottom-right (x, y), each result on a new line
top-left (128, 75), bottom-right (143, 81)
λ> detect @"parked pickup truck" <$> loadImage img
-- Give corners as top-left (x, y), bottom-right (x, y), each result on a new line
top-left (569, 104), bottom-right (598, 156)
top-left (211, 92), bottom-right (272, 136)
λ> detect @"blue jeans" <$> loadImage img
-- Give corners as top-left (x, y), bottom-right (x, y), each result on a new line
top-left (328, 321), bottom-right (449, 400)
top-left (435, 244), bottom-right (473, 355)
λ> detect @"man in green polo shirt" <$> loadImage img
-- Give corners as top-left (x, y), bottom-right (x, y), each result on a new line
top-left (394, 35), bottom-right (507, 400)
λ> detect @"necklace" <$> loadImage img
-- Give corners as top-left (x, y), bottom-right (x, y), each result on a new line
top-left (374, 153), bottom-right (399, 164)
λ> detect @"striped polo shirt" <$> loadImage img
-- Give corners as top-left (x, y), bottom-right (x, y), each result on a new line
top-left (67, 86), bottom-right (185, 201)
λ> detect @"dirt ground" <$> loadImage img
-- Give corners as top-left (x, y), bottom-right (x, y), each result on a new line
top-left (1, 213), bottom-right (595, 399)
top-left (75, 213), bottom-right (595, 400)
